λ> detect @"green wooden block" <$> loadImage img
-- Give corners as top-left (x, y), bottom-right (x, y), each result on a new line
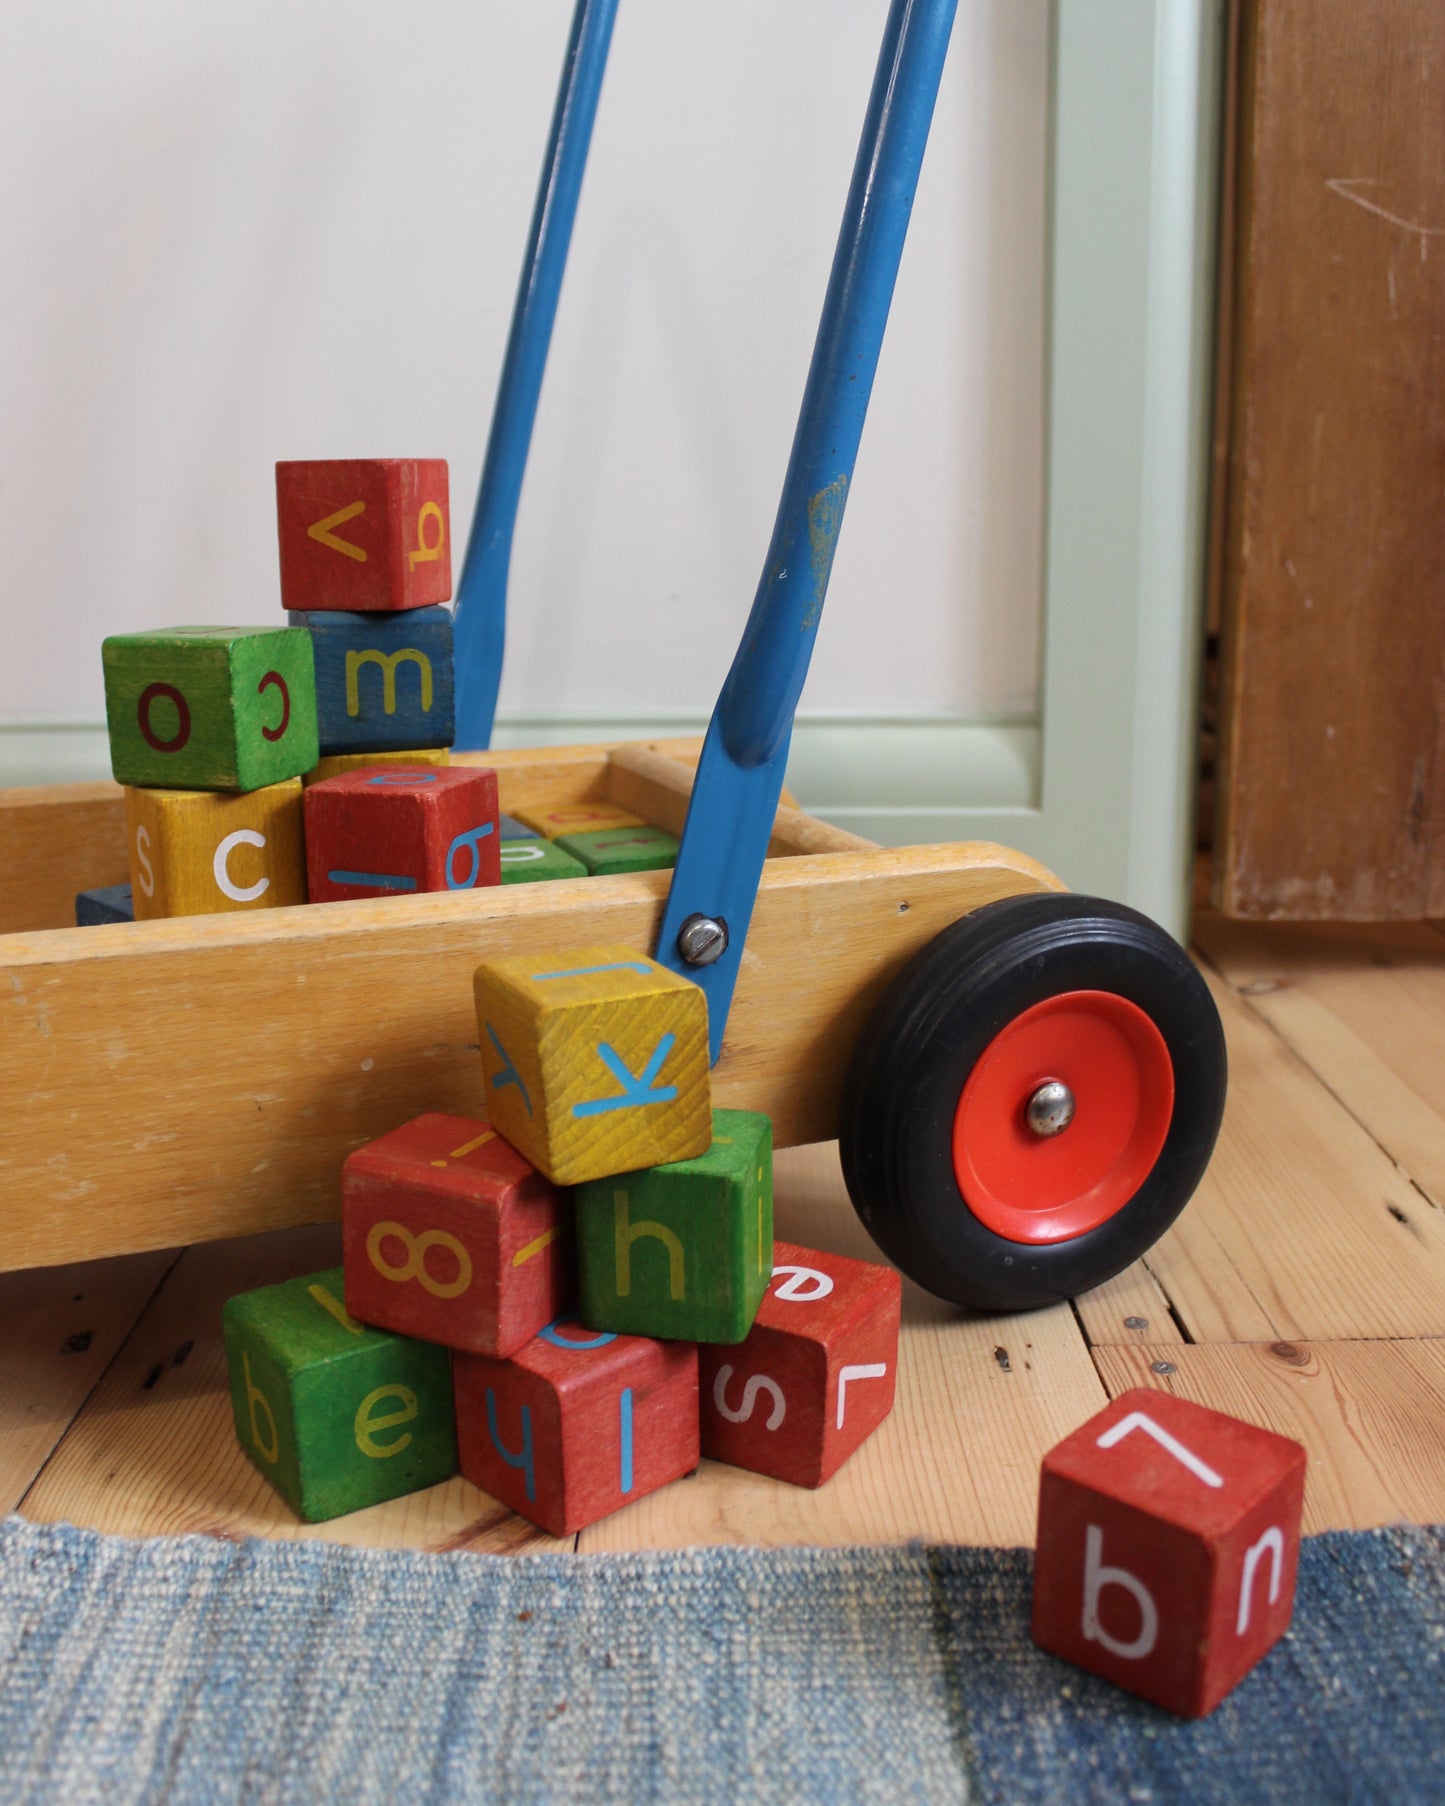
top-left (554, 824), bottom-right (679, 875)
top-left (576, 1108), bottom-right (773, 1344)
top-left (223, 1266), bottom-right (456, 1522)
top-left (102, 625), bottom-right (319, 791)
top-left (499, 836), bottom-right (589, 885)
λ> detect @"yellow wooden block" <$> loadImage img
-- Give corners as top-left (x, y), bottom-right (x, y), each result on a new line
top-left (473, 944), bottom-right (712, 1185)
top-left (124, 781), bottom-right (307, 919)
top-left (511, 802), bottom-right (645, 839)
top-left (303, 747), bottom-right (450, 787)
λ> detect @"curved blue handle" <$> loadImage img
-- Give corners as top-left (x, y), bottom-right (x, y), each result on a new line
top-left (452, 0), bottom-right (620, 751)
top-left (656, 0), bottom-right (959, 1059)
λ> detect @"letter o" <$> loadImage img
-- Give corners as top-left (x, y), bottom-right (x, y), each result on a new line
top-left (213, 829), bottom-right (269, 902)
top-left (137, 682), bottom-right (191, 753)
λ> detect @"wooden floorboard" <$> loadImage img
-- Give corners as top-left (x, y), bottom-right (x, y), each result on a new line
top-left (14, 922), bottom-right (1445, 1549)
top-left (1197, 916), bottom-right (1445, 1207)
top-left (0, 1249), bottom-right (176, 1512)
top-left (1095, 1339), bottom-right (1445, 1534)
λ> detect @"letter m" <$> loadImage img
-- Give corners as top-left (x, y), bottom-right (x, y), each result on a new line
top-left (346, 648), bottom-right (433, 717)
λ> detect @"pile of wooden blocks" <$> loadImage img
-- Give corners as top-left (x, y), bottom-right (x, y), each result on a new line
top-left (81, 457), bottom-right (680, 925)
top-left (222, 946), bottom-right (902, 1535)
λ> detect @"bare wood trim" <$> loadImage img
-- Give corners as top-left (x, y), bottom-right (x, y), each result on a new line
top-left (0, 842), bottom-right (1059, 1271)
top-left (602, 744), bottom-right (863, 854)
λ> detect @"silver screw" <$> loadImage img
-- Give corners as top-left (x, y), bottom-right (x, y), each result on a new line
top-left (1024, 1080), bottom-right (1075, 1139)
top-left (1151, 1360), bottom-right (1177, 1376)
top-left (677, 914), bottom-right (728, 967)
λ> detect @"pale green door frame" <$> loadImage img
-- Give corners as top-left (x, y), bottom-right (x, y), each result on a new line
top-left (792, 0), bottom-right (1225, 942)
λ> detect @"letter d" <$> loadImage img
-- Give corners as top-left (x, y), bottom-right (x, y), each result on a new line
top-left (1081, 1524), bottom-right (1158, 1660)
top-left (243, 1350), bottom-right (279, 1464)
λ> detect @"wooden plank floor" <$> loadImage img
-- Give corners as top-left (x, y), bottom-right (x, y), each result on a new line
top-left (9, 917), bottom-right (1445, 1552)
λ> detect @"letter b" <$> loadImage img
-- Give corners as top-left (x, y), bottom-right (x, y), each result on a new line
top-left (1081, 1524), bottom-right (1159, 1660)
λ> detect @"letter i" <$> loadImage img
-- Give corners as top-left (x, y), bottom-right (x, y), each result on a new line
top-left (619, 1388), bottom-right (634, 1494)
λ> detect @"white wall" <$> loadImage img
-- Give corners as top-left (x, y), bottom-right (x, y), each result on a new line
top-left (0, 0), bottom-right (1047, 736)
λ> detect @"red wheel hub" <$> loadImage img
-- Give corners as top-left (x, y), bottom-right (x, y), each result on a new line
top-left (951, 990), bottom-right (1174, 1246)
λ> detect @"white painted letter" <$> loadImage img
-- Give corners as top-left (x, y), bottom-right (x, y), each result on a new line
top-left (1096, 1411), bottom-right (1224, 1489)
top-left (1237, 1526), bottom-right (1285, 1634)
top-left (214, 828), bottom-right (269, 902)
top-left (1082, 1525), bottom-right (1159, 1660)
top-left (771, 1264), bottom-right (834, 1302)
top-left (135, 824), bottom-right (155, 898)
top-left (836, 1362), bottom-right (887, 1428)
top-left (713, 1365), bottom-right (786, 1430)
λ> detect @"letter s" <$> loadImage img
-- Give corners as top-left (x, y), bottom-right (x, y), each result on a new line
top-left (135, 824), bottom-right (155, 898)
top-left (713, 1365), bottom-right (786, 1431)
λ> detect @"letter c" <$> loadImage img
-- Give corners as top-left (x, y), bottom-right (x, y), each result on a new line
top-left (257, 671), bottom-right (290, 742)
top-left (214, 829), bottom-right (269, 902)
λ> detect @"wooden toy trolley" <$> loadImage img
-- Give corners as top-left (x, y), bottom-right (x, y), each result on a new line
top-left (0, 0), bottom-right (1226, 1310)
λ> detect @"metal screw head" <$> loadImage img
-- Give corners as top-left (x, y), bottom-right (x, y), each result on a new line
top-left (1024, 1080), bottom-right (1075, 1139)
top-left (677, 913), bottom-right (728, 968)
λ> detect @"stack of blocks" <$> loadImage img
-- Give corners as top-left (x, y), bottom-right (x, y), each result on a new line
top-left (90, 458), bottom-right (513, 922)
top-left (224, 945), bottom-right (901, 1533)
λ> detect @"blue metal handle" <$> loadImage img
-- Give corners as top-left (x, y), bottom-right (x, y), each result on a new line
top-left (655, 0), bottom-right (958, 1060)
top-left (452, 0), bottom-right (620, 751)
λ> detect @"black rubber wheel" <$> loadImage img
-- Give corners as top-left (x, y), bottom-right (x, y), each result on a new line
top-left (839, 892), bottom-right (1226, 1313)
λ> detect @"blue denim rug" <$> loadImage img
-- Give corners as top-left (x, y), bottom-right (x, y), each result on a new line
top-left (1, 1515), bottom-right (1441, 1804)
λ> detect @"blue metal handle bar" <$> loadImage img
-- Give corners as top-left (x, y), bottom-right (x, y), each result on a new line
top-left (654, 0), bottom-right (958, 1062)
top-left (452, 0), bottom-right (620, 751)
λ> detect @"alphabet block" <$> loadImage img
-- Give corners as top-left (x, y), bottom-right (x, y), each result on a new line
top-left (512, 802), bottom-right (645, 839)
top-left (276, 459), bottom-right (451, 613)
top-left (576, 1109), bottom-right (772, 1343)
top-left (305, 747), bottom-right (451, 786)
top-left (453, 1316), bottom-right (698, 1536)
top-left (304, 765), bottom-right (500, 902)
top-left (125, 780), bottom-right (306, 919)
top-left (554, 825), bottom-right (680, 876)
top-left (289, 607), bottom-right (454, 754)
top-left (697, 1240), bottom-right (901, 1488)
top-left (499, 838), bottom-right (588, 885)
top-left (498, 813), bottom-right (538, 840)
top-left (472, 945), bottom-right (712, 1185)
top-left (75, 884), bottom-right (134, 926)
top-left (342, 1112), bottom-right (571, 1359)
top-left (1031, 1388), bottom-right (1307, 1717)
top-left (223, 1267), bottom-right (456, 1522)
top-left (102, 626), bottom-right (319, 792)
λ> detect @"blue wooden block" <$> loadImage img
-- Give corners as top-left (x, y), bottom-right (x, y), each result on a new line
top-left (76, 884), bottom-right (135, 925)
top-left (290, 608), bottom-right (454, 755)
top-left (498, 814), bottom-right (536, 840)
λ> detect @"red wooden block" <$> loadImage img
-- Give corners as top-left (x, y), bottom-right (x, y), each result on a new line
top-left (1031, 1387), bottom-right (1307, 1717)
top-left (696, 1240), bottom-right (901, 1488)
top-left (453, 1317), bottom-right (698, 1536)
top-left (342, 1113), bottom-right (571, 1359)
top-left (304, 764), bottom-right (500, 901)
top-left (276, 458), bottom-right (451, 613)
